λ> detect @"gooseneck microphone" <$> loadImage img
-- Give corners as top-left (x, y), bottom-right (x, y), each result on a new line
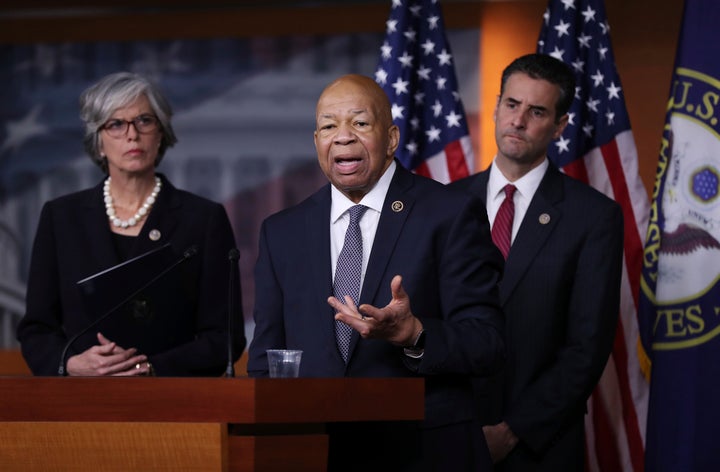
top-left (226, 248), bottom-right (241, 378)
top-left (57, 245), bottom-right (198, 376)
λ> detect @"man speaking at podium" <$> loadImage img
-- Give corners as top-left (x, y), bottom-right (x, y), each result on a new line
top-left (248, 74), bottom-right (505, 471)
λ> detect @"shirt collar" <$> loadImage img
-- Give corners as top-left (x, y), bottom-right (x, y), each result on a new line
top-left (331, 160), bottom-right (396, 222)
top-left (489, 157), bottom-right (548, 200)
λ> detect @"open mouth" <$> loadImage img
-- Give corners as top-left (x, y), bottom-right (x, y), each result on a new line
top-left (334, 156), bottom-right (363, 172)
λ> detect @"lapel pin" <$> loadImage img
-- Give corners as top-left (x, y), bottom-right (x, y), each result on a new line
top-left (391, 200), bottom-right (404, 212)
top-left (149, 229), bottom-right (161, 241)
top-left (539, 213), bottom-right (551, 225)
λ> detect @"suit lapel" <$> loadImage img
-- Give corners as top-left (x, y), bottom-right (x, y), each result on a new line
top-left (307, 186), bottom-right (341, 362)
top-left (131, 174), bottom-right (180, 257)
top-left (344, 165), bottom-right (414, 361)
top-left (360, 165), bottom-right (414, 305)
top-left (467, 170), bottom-right (490, 207)
top-left (500, 165), bottom-right (564, 302)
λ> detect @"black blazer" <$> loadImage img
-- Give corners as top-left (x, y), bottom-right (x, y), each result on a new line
top-left (451, 164), bottom-right (624, 471)
top-left (248, 163), bottom-right (505, 471)
top-left (17, 174), bottom-right (245, 376)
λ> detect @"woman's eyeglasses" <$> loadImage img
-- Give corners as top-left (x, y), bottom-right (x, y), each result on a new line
top-left (101, 114), bottom-right (159, 137)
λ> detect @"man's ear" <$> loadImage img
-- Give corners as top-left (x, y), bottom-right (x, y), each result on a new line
top-left (387, 124), bottom-right (400, 156)
top-left (553, 113), bottom-right (569, 139)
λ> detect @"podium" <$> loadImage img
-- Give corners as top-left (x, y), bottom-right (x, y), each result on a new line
top-left (0, 377), bottom-right (424, 471)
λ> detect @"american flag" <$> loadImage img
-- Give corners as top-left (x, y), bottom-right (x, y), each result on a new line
top-left (538, 0), bottom-right (650, 471)
top-left (374, 0), bottom-right (473, 183)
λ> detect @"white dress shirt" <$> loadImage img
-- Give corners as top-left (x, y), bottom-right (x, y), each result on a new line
top-left (330, 160), bottom-right (396, 287)
top-left (487, 158), bottom-right (548, 244)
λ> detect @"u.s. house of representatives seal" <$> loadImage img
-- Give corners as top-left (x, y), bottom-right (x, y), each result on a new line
top-left (642, 67), bottom-right (720, 350)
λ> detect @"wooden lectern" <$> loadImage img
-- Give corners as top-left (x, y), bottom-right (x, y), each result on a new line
top-left (0, 377), bottom-right (424, 471)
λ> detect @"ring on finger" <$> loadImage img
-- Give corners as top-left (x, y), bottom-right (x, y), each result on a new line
top-left (135, 363), bottom-right (141, 370)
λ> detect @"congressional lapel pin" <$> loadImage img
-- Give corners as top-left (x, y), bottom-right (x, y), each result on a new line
top-left (391, 200), bottom-right (404, 212)
top-left (539, 213), bottom-right (551, 225)
top-left (149, 229), bottom-right (162, 241)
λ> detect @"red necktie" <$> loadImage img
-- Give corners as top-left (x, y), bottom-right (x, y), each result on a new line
top-left (491, 184), bottom-right (516, 259)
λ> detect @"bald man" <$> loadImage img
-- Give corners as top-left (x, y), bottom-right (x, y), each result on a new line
top-left (248, 74), bottom-right (505, 471)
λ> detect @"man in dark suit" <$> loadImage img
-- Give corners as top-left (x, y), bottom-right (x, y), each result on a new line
top-left (450, 54), bottom-right (624, 471)
top-left (247, 74), bottom-right (505, 471)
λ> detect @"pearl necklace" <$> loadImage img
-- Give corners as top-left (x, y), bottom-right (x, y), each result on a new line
top-left (103, 176), bottom-right (161, 229)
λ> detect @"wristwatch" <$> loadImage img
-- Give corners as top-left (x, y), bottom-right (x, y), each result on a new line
top-left (403, 329), bottom-right (426, 358)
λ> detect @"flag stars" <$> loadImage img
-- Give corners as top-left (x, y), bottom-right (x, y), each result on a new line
top-left (581, 5), bottom-right (596, 22)
top-left (398, 51), bottom-right (414, 68)
top-left (605, 109), bottom-right (615, 125)
top-left (543, 8), bottom-right (550, 25)
top-left (555, 135), bottom-right (571, 153)
top-left (392, 77), bottom-right (409, 95)
top-left (374, 0), bottom-right (472, 175)
top-left (577, 33), bottom-right (592, 48)
top-left (426, 125), bottom-right (442, 142)
top-left (572, 59), bottom-right (585, 73)
top-left (375, 68), bottom-right (389, 85)
top-left (583, 123), bottom-right (594, 137)
top-left (381, 41), bottom-right (393, 60)
top-left (567, 112), bottom-right (576, 126)
top-left (437, 49), bottom-right (452, 65)
top-left (432, 100), bottom-right (443, 117)
top-left (421, 39), bottom-right (436, 55)
top-left (391, 103), bottom-right (405, 120)
top-left (550, 46), bottom-right (565, 61)
top-left (445, 111), bottom-right (462, 128)
top-left (436, 75), bottom-right (448, 90)
top-left (607, 81), bottom-right (621, 100)
top-left (406, 140), bottom-right (419, 155)
top-left (575, 86), bottom-right (582, 99)
top-left (586, 98), bottom-right (600, 112)
top-left (591, 70), bottom-right (605, 86)
top-left (417, 66), bottom-right (431, 80)
top-left (598, 46), bottom-right (608, 60)
top-left (561, 0), bottom-right (576, 10)
top-left (555, 20), bottom-right (571, 37)
top-left (599, 21), bottom-right (609, 34)
top-left (386, 19), bottom-right (398, 34)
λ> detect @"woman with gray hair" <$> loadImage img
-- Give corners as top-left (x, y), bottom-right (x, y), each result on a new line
top-left (17, 72), bottom-right (246, 376)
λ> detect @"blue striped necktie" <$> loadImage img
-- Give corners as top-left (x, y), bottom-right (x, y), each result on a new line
top-left (333, 204), bottom-right (368, 363)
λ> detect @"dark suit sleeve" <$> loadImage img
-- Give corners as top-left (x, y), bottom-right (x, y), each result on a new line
top-left (17, 203), bottom-right (68, 375)
top-left (413, 195), bottom-right (506, 377)
top-left (505, 201), bottom-right (624, 454)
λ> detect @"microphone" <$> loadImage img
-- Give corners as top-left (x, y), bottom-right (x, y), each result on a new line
top-left (226, 248), bottom-right (241, 378)
top-left (58, 245), bottom-right (198, 376)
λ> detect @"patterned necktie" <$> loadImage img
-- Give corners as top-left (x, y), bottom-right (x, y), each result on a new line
top-left (491, 184), bottom-right (516, 259)
top-left (333, 204), bottom-right (368, 363)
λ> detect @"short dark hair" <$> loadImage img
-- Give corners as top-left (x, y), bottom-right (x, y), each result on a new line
top-left (500, 53), bottom-right (576, 121)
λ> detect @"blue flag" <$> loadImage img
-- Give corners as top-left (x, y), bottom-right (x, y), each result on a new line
top-left (374, 0), bottom-right (473, 183)
top-left (639, 1), bottom-right (720, 470)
